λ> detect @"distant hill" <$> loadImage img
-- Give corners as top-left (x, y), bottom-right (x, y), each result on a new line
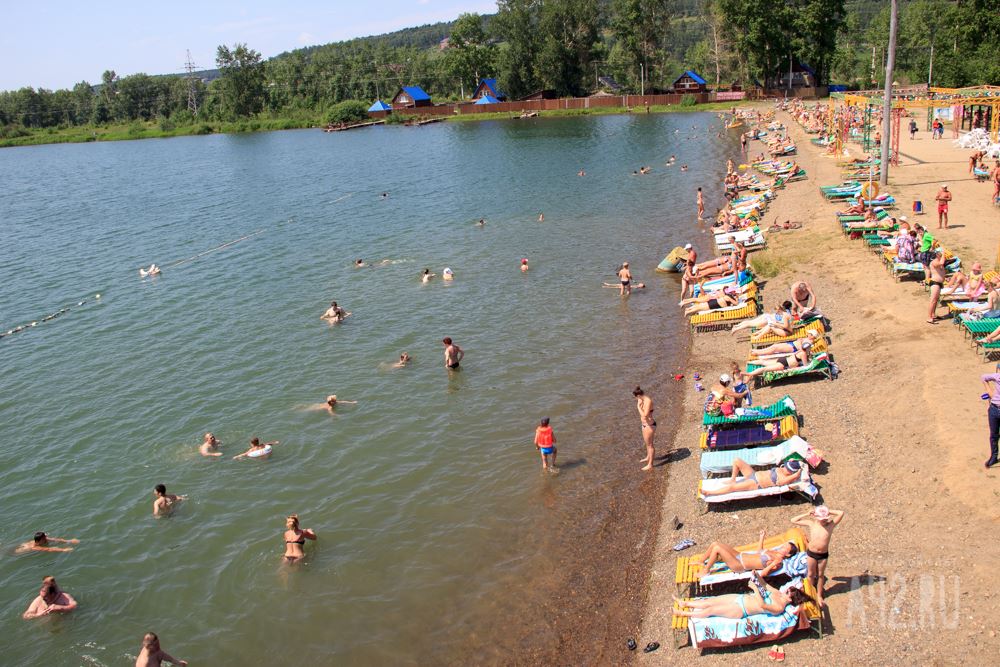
top-left (274, 18), bottom-right (481, 61)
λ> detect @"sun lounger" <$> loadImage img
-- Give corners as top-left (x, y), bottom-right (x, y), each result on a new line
top-left (750, 336), bottom-right (828, 362)
top-left (748, 352), bottom-right (833, 387)
top-left (837, 208), bottom-right (890, 223)
top-left (749, 320), bottom-right (826, 348)
top-left (699, 435), bottom-right (820, 477)
top-left (702, 395), bottom-right (797, 428)
top-left (960, 318), bottom-right (1000, 342)
top-left (690, 300), bottom-right (759, 332)
top-left (699, 415), bottom-right (799, 451)
top-left (698, 465), bottom-right (817, 504)
top-left (716, 233), bottom-right (766, 252)
top-left (672, 578), bottom-right (823, 650)
top-left (674, 528), bottom-right (808, 592)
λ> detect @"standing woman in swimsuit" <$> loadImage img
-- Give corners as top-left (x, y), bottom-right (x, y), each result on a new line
top-left (633, 387), bottom-right (656, 471)
top-left (282, 514), bottom-right (317, 564)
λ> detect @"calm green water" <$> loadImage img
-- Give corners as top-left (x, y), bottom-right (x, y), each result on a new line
top-left (0, 114), bottom-right (736, 665)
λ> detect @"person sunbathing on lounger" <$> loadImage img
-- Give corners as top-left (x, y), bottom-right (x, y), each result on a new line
top-left (683, 289), bottom-right (739, 315)
top-left (745, 342), bottom-right (813, 378)
top-left (694, 255), bottom-right (736, 280)
top-left (942, 262), bottom-right (985, 297)
top-left (695, 530), bottom-right (799, 579)
top-left (749, 329), bottom-right (819, 360)
top-left (701, 459), bottom-right (804, 497)
top-left (731, 302), bottom-right (794, 341)
top-left (840, 201), bottom-right (868, 216)
top-left (674, 574), bottom-right (814, 618)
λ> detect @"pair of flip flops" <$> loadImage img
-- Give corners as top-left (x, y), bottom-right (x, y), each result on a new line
top-left (768, 646), bottom-right (786, 661)
top-left (626, 639), bottom-right (659, 653)
top-left (672, 538), bottom-right (696, 551)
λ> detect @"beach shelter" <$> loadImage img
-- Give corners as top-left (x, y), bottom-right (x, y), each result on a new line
top-left (474, 95), bottom-right (500, 105)
top-left (368, 100), bottom-right (391, 112)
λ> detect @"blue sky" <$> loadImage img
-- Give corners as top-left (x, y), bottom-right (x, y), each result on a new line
top-left (3, 0), bottom-right (496, 91)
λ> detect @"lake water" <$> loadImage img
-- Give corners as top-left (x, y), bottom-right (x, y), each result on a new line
top-left (0, 114), bottom-right (737, 665)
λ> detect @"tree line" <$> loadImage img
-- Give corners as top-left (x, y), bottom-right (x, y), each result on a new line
top-left (1, 0), bottom-right (997, 135)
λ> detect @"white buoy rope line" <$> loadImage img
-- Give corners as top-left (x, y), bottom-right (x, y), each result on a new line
top-left (3, 228), bottom-right (269, 344)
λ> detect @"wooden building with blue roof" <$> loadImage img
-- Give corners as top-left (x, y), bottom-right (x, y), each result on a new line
top-left (472, 78), bottom-right (507, 102)
top-left (672, 70), bottom-right (707, 93)
top-left (391, 86), bottom-right (432, 109)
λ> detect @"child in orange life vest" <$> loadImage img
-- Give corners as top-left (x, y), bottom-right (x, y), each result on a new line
top-left (534, 417), bottom-right (557, 472)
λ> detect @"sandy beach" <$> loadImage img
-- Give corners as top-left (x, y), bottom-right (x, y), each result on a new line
top-left (636, 106), bottom-right (1000, 664)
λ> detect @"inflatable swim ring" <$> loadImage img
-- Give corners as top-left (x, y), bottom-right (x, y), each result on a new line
top-left (247, 445), bottom-right (272, 459)
top-left (860, 181), bottom-right (879, 201)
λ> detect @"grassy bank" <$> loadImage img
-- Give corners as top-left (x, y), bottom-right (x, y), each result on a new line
top-left (0, 116), bottom-right (323, 148)
top-left (446, 101), bottom-right (749, 123)
top-left (1, 100), bottom-right (762, 148)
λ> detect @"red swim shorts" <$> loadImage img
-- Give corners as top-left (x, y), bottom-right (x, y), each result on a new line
top-left (938, 203), bottom-right (948, 213)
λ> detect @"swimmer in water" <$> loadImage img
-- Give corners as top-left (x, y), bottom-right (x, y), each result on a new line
top-left (139, 264), bottom-right (160, 278)
top-left (282, 514), bottom-right (317, 564)
top-left (22, 576), bottom-right (78, 619)
top-left (578, 169), bottom-right (586, 177)
top-left (521, 258), bottom-right (529, 272)
top-left (355, 259), bottom-right (366, 267)
top-left (380, 192), bottom-right (388, 199)
top-left (394, 352), bottom-right (411, 368)
top-left (152, 484), bottom-right (186, 517)
top-left (681, 165), bottom-right (689, 171)
top-left (15, 532), bottom-right (80, 554)
top-left (422, 269), bottom-right (436, 283)
top-left (135, 632), bottom-right (187, 667)
top-left (442, 267), bottom-right (454, 281)
top-left (476, 218), bottom-right (486, 226)
top-left (199, 433), bottom-right (222, 457)
top-left (233, 436), bottom-right (278, 460)
top-left (538, 213), bottom-right (544, 222)
top-left (443, 337), bottom-right (464, 370)
top-left (321, 301), bottom-right (350, 322)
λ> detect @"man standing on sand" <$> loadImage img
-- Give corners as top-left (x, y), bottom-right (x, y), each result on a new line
top-left (935, 184), bottom-right (952, 229)
top-left (991, 161), bottom-right (1000, 202)
top-left (927, 248), bottom-right (947, 324)
top-left (790, 506), bottom-right (844, 607)
top-left (442, 337), bottom-right (464, 371)
top-left (697, 187), bottom-right (705, 220)
top-left (617, 262), bottom-right (632, 296)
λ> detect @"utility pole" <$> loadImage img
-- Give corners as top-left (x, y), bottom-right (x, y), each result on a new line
top-left (184, 50), bottom-right (199, 115)
top-left (640, 63), bottom-right (645, 96)
top-left (879, 0), bottom-right (899, 186)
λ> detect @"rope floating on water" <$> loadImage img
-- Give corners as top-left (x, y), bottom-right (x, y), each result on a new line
top-left (164, 229), bottom-right (265, 269)
top-left (1, 294), bottom-right (101, 342)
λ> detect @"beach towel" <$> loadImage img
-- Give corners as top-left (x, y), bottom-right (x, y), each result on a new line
top-left (687, 605), bottom-right (807, 649)
top-left (699, 435), bottom-right (819, 477)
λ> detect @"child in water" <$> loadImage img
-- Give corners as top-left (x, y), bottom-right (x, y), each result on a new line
top-left (534, 417), bottom-right (557, 472)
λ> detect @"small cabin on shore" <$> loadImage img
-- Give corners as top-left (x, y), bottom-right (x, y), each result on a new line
top-left (672, 70), bottom-right (707, 94)
top-left (518, 89), bottom-right (558, 101)
top-left (391, 86), bottom-right (432, 109)
top-left (472, 78), bottom-right (506, 102)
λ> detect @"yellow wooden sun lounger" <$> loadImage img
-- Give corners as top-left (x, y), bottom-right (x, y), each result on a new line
top-left (690, 301), bottom-right (759, 332)
top-left (749, 319), bottom-right (827, 347)
top-left (671, 576), bottom-right (823, 650)
top-left (674, 528), bottom-right (807, 593)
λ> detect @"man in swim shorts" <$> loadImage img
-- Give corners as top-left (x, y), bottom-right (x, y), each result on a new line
top-left (790, 505), bottom-right (844, 607)
top-left (153, 484), bottom-right (187, 517)
top-left (618, 262), bottom-right (632, 296)
top-left (935, 183), bottom-right (952, 229)
top-left (443, 337), bottom-right (464, 370)
top-left (15, 532), bottom-right (79, 554)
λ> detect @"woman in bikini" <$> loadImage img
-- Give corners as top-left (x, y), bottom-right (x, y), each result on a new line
top-left (942, 262), bottom-right (985, 297)
top-left (679, 286), bottom-right (739, 308)
top-left (700, 459), bottom-right (804, 496)
top-left (695, 530), bottom-right (799, 579)
top-left (749, 329), bottom-right (820, 360)
top-left (674, 576), bottom-right (814, 619)
top-left (283, 514), bottom-right (317, 564)
top-left (633, 386), bottom-right (656, 471)
top-left (683, 289), bottom-right (738, 315)
top-left (746, 342), bottom-right (813, 378)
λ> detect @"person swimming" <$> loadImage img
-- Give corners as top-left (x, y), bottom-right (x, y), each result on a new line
top-left (139, 264), bottom-right (160, 278)
top-left (199, 433), bottom-right (222, 458)
top-left (422, 269), bottom-right (436, 283)
top-left (355, 259), bottom-right (366, 267)
top-left (321, 301), bottom-right (350, 322)
top-left (521, 258), bottom-right (529, 272)
top-left (394, 353), bottom-right (411, 368)
top-left (442, 267), bottom-right (454, 281)
top-left (233, 436), bottom-right (278, 460)
top-left (476, 218), bottom-right (485, 226)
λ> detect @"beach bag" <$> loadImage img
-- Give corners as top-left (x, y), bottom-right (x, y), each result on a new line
top-left (720, 401), bottom-right (735, 417)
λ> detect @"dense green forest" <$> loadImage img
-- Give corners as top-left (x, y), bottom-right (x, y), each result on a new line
top-left (1, 0), bottom-right (998, 139)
